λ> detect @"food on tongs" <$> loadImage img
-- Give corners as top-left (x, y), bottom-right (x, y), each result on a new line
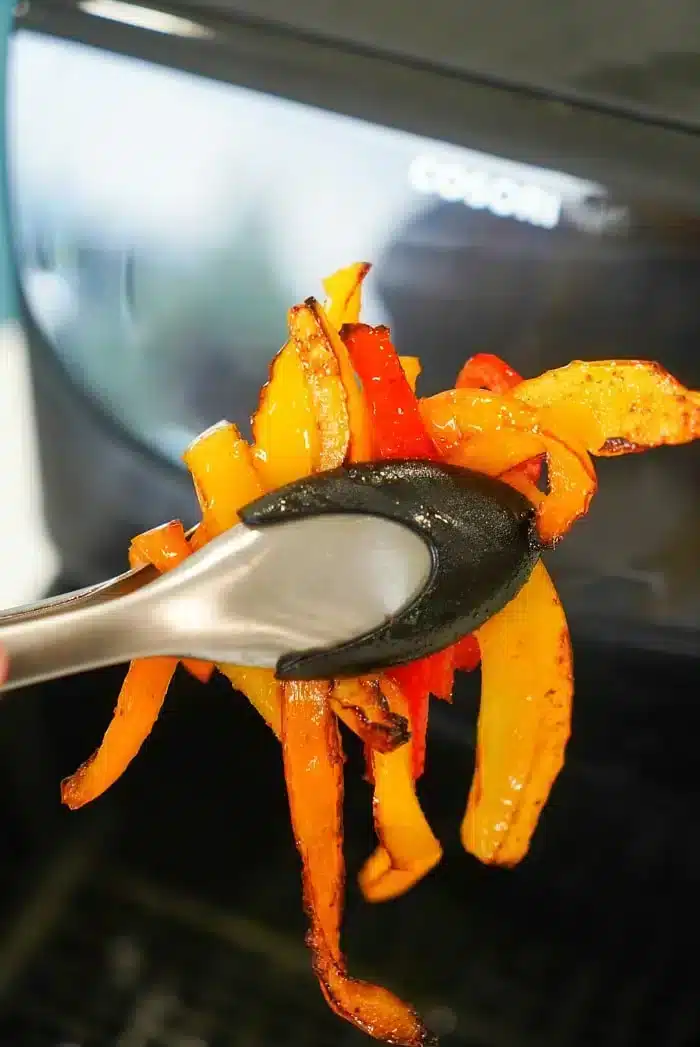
top-left (61, 262), bottom-right (700, 1044)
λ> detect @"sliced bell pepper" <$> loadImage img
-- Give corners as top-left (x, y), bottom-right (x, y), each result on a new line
top-left (359, 678), bottom-right (442, 903)
top-left (61, 519), bottom-right (196, 809)
top-left (322, 261), bottom-right (371, 329)
top-left (331, 677), bottom-right (410, 755)
top-left (456, 352), bottom-right (525, 394)
top-left (462, 561), bottom-right (573, 866)
top-left (456, 353), bottom-right (542, 485)
top-left (515, 359), bottom-right (700, 455)
top-left (288, 302), bottom-right (351, 471)
top-left (386, 662), bottom-right (431, 779)
top-left (420, 389), bottom-right (597, 544)
top-left (341, 324), bottom-right (440, 462)
top-left (307, 297), bottom-right (373, 463)
top-left (183, 421), bottom-right (264, 537)
top-left (282, 680), bottom-right (427, 1045)
top-left (253, 337), bottom-right (320, 489)
top-left (452, 633), bottom-right (481, 673)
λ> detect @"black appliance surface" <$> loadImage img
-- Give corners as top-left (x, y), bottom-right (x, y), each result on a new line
top-left (0, 645), bottom-right (699, 1047)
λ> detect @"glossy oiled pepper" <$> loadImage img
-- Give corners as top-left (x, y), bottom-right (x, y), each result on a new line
top-left (456, 352), bottom-right (543, 486)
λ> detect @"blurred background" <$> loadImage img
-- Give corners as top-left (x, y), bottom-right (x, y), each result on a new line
top-left (0, 2), bottom-right (699, 1045)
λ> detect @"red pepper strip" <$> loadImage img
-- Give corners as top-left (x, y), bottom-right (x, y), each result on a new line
top-left (341, 324), bottom-right (440, 462)
top-left (456, 352), bottom-right (524, 394)
top-left (282, 680), bottom-right (428, 1045)
top-left (452, 633), bottom-right (481, 673)
top-left (456, 353), bottom-right (543, 486)
top-left (386, 663), bottom-right (430, 778)
top-left (342, 323), bottom-right (457, 773)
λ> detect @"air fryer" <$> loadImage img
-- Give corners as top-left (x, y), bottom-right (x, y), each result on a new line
top-left (0, 3), bottom-right (699, 1046)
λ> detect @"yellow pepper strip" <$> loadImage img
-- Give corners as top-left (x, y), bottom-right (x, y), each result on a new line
top-left (359, 678), bottom-right (442, 903)
top-left (221, 665), bottom-right (282, 738)
top-left (61, 519), bottom-right (194, 809)
top-left (515, 359), bottom-right (700, 455)
top-left (331, 677), bottom-right (410, 755)
top-left (183, 421), bottom-right (264, 536)
top-left (462, 561), bottom-right (573, 866)
top-left (282, 680), bottom-right (428, 1046)
top-left (399, 356), bottom-right (422, 394)
top-left (288, 301), bottom-right (351, 471)
top-left (252, 337), bottom-right (320, 488)
top-left (322, 262), bottom-right (371, 329)
top-left (420, 389), bottom-right (596, 543)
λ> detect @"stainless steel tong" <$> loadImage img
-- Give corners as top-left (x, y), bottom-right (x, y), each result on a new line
top-left (0, 460), bottom-right (541, 693)
top-left (0, 513), bottom-right (431, 693)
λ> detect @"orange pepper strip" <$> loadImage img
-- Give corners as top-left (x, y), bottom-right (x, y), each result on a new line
top-left (420, 389), bottom-right (596, 543)
top-left (455, 353), bottom-right (542, 485)
top-left (331, 677), bottom-right (410, 755)
top-left (282, 680), bottom-right (428, 1045)
top-left (288, 301), bottom-right (351, 471)
top-left (61, 519), bottom-right (195, 810)
top-left (359, 679), bottom-right (442, 903)
top-left (462, 561), bottom-right (573, 866)
top-left (514, 359), bottom-right (700, 455)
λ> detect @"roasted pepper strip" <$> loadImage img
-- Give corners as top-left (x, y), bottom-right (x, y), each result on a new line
top-left (253, 337), bottom-right (320, 488)
top-left (456, 352), bottom-right (524, 394)
top-left (359, 679), bottom-right (442, 903)
top-left (282, 680), bottom-right (428, 1046)
top-left (183, 421), bottom-right (264, 537)
top-left (452, 634), bottom-right (481, 673)
top-left (308, 298), bottom-right (373, 463)
top-left (331, 678), bottom-right (410, 755)
top-left (514, 359), bottom-right (700, 455)
top-left (342, 324), bottom-right (440, 462)
top-left (289, 301), bottom-right (351, 471)
top-left (420, 389), bottom-right (596, 543)
top-left (61, 519), bottom-right (195, 809)
top-left (456, 353), bottom-right (542, 485)
top-left (462, 561), bottom-right (573, 866)
top-left (323, 262), bottom-right (371, 329)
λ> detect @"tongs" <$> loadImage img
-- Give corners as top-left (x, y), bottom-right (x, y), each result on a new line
top-left (0, 461), bottom-right (540, 693)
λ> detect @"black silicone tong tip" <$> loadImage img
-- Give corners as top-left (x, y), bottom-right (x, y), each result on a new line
top-left (239, 460), bottom-right (541, 680)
